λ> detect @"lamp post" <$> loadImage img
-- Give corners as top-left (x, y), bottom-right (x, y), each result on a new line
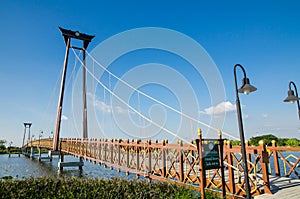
top-left (39, 131), bottom-right (43, 146)
top-left (283, 81), bottom-right (300, 120)
top-left (31, 135), bottom-right (35, 147)
top-left (234, 64), bottom-right (257, 199)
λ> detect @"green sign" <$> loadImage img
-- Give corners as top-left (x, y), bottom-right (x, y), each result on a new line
top-left (203, 142), bottom-right (220, 170)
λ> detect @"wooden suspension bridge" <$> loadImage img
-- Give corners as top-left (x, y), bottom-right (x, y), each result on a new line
top-left (22, 131), bottom-right (300, 198)
top-left (19, 27), bottom-right (300, 198)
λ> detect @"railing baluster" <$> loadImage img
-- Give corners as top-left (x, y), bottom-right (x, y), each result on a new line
top-left (136, 139), bottom-right (140, 179)
top-left (162, 140), bottom-right (166, 178)
top-left (148, 139), bottom-right (152, 179)
top-left (178, 140), bottom-right (184, 182)
top-left (118, 139), bottom-right (121, 172)
top-left (259, 140), bottom-right (271, 194)
top-left (226, 140), bottom-right (235, 194)
top-left (271, 140), bottom-right (280, 176)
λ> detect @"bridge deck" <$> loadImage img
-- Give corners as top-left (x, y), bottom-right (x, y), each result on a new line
top-left (254, 175), bottom-right (300, 199)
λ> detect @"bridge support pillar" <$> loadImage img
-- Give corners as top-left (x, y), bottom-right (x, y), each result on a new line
top-left (48, 150), bottom-right (61, 162)
top-left (30, 146), bottom-right (35, 159)
top-left (38, 147), bottom-right (41, 161)
top-left (58, 155), bottom-right (84, 171)
top-left (79, 157), bottom-right (83, 171)
top-left (38, 147), bottom-right (52, 162)
top-left (60, 153), bottom-right (64, 163)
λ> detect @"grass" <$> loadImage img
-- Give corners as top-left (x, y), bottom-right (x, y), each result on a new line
top-left (0, 177), bottom-right (218, 199)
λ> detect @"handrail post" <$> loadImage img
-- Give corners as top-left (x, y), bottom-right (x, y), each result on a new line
top-left (91, 138), bottom-right (95, 158)
top-left (226, 140), bottom-right (236, 194)
top-left (148, 139), bottom-right (152, 181)
top-left (272, 140), bottom-right (280, 176)
top-left (259, 140), bottom-right (271, 194)
top-left (178, 140), bottom-right (184, 182)
top-left (110, 139), bottom-right (114, 170)
top-left (136, 139), bottom-right (140, 179)
top-left (118, 139), bottom-right (122, 172)
top-left (196, 129), bottom-right (206, 199)
top-left (104, 139), bottom-right (107, 165)
top-left (99, 139), bottom-right (102, 164)
top-left (95, 139), bottom-right (98, 159)
top-left (82, 138), bottom-right (87, 156)
top-left (246, 140), bottom-right (251, 170)
top-left (126, 139), bottom-right (130, 175)
top-left (218, 130), bottom-right (226, 198)
top-left (162, 140), bottom-right (166, 178)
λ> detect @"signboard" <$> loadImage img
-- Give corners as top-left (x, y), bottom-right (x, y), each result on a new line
top-left (203, 142), bottom-right (220, 170)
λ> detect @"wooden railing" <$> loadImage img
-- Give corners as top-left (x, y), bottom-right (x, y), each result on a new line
top-left (27, 135), bottom-right (300, 197)
top-left (266, 140), bottom-right (300, 179)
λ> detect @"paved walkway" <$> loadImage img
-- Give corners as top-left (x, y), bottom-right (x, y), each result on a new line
top-left (254, 175), bottom-right (300, 199)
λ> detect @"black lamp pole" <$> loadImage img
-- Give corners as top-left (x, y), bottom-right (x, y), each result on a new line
top-left (39, 131), bottom-right (43, 146)
top-left (234, 64), bottom-right (257, 199)
top-left (283, 81), bottom-right (300, 120)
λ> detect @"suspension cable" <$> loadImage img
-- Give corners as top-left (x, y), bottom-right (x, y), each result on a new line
top-left (85, 51), bottom-right (238, 140)
top-left (72, 49), bottom-right (196, 147)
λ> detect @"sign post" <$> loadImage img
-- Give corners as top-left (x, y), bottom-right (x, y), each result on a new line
top-left (203, 142), bottom-right (220, 170)
top-left (196, 129), bottom-right (226, 198)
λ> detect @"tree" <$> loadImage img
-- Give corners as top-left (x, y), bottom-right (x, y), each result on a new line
top-left (230, 140), bottom-right (241, 146)
top-left (0, 139), bottom-right (6, 150)
top-left (277, 138), bottom-right (288, 146)
top-left (249, 134), bottom-right (278, 146)
top-left (286, 138), bottom-right (299, 147)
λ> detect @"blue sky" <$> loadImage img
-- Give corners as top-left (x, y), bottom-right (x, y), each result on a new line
top-left (1, 0), bottom-right (300, 146)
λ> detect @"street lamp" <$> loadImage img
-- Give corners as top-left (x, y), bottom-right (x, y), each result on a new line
top-left (39, 131), bottom-right (43, 146)
top-left (283, 81), bottom-right (300, 120)
top-left (30, 135), bottom-right (35, 147)
top-left (234, 64), bottom-right (257, 199)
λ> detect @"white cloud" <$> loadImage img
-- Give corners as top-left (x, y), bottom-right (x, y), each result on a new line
top-left (202, 101), bottom-right (236, 116)
top-left (94, 100), bottom-right (113, 113)
top-left (243, 114), bottom-right (249, 119)
top-left (262, 114), bottom-right (268, 118)
top-left (61, 115), bottom-right (68, 120)
top-left (87, 92), bottom-right (135, 114)
top-left (115, 106), bottom-right (128, 114)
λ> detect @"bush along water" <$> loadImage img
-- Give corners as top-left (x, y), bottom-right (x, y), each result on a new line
top-left (0, 177), bottom-right (207, 199)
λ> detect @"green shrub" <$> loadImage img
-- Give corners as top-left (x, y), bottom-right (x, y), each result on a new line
top-left (0, 177), bottom-right (201, 199)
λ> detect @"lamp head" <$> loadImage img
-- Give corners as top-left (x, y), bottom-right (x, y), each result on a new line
top-left (238, 77), bottom-right (257, 95)
top-left (75, 31), bottom-right (80, 37)
top-left (283, 90), bottom-right (300, 104)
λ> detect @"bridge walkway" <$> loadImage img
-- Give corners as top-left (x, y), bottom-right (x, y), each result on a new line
top-left (254, 175), bottom-right (300, 199)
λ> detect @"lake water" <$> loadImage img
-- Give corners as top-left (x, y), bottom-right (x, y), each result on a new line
top-left (0, 154), bottom-right (135, 179)
top-left (268, 151), bottom-right (300, 178)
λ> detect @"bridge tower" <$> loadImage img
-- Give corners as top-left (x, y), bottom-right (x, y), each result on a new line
top-left (53, 27), bottom-right (95, 151)
top-left (22, 122), bottom-right (32, 146)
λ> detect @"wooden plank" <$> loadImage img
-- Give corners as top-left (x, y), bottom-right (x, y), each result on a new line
top-left (254, 175), bottom-right (300, 199)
